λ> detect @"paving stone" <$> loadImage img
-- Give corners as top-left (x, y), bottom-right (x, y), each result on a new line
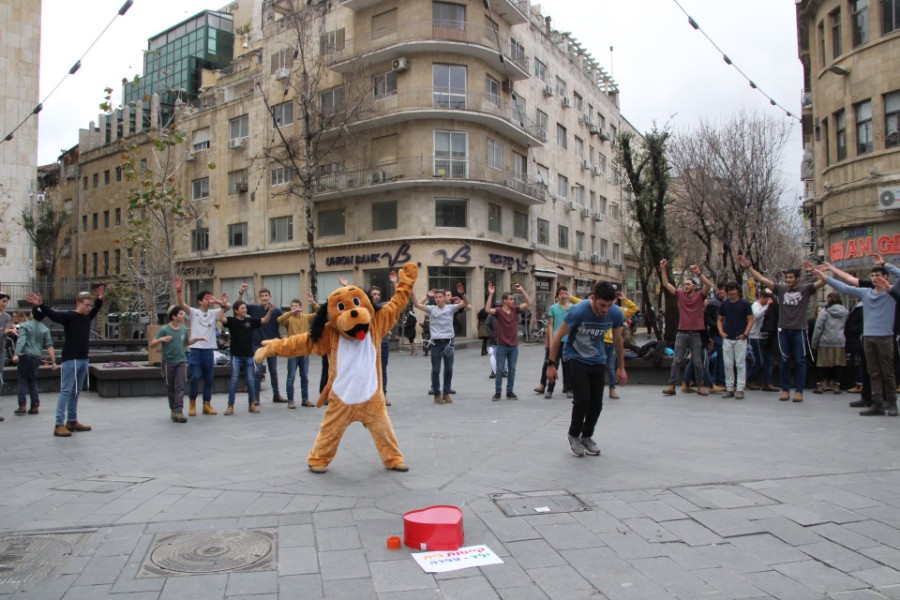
top-left (728, 533), bottom-right (809, 566)
top-left (741, 569), bottom-right (825, 600)
top-left (629, 500), bottom-right (687, 522)
top-left (826, 591), bottom-right (892, 599)
top-left (225, 571), bottom-right (278, 596)
top-left (660, 542), bottom-right (720, 571)
top-left (697, 542), bottom-right (771, 574)
top-left (319, 549), bottom-right (370, 581)
top-left (850, 566), bottom-right (900, 587)
top-left (60, 584), bottom-right (111, 599)
top-left (504, 539), bottom-right (567, 569)
top-left (799, 540), bottom-right (879, 572)
top-left (808, 523), bottom-right (880, 551)
top-left (496, 583), bottom-right (551, 599)
top-left (588, 568), bottom-right (680, 600)
top-left (689, 509), bottom-right (767, 538)
top-left (158, 574), bottom-right (228, 600)
top-left (527, 564), bottom-right (599, 600)
top-left (321, 576), bottom-right (376, 599)
top-left (571, 508), bottom-right (625, 534)
top-left (631, 556), bottom-right (715, 593)
top-left (773, 560), bottom-right (868, 594)
top-left (369, 559), bottom-right (438, 593)
top-left (847, 521), bottom-right (900, 549)
top-left (72, 555), bottom-right (129, 586)
top-left (599, 527), bottom-right (668, 560)
top-left (859, 546), bottom-right (900, 570)
top-left (754, 516), bottom-right (824, 546)
top-left (767, 503), bottom-right (833, 526)
top-left (277, 574), bottom-right (324, 600)
top-left (278, 545), bottom-right (319, 576)
top-left (811, 488), bottom-right (881, 511)
top-left (659, 519), bottom-right (725, 547)
top-left (532, 522), bottom-right (606, 550)
top-left (313, 509), bottom-right (357, 529)
top-left (434, 574), bottom-right (500, 599)
top-left (692, 567), bottom-right (766, 598)
top-left (316, 525), bottom-right (362, 551)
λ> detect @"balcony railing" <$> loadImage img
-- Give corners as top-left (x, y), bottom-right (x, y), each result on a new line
top-left (354, 87), bottom-right (544, 144)
top-left (312, 155), bottom-right (547, 203)
top-left (801, 89), bottom-right (812, 107)
top-left (325, 20), bottom-right (528, 74)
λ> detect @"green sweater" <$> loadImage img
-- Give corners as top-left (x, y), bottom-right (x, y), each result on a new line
top-left (14, 319), bottom-right (53, 358)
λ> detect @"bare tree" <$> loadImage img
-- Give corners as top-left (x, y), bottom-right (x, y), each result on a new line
top-left (668, 112), bottom-right (799, 283)
top-left (20, 200), bottom-right (71, 284)
top-left (254, 3), bottom-right (369, 299)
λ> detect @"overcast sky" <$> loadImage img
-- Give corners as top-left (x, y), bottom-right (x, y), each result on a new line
top-left (37, 0), bottom-right (803, 201)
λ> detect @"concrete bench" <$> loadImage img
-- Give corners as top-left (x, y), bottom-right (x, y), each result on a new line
top-left (89, 362), bottom-right (243, 398)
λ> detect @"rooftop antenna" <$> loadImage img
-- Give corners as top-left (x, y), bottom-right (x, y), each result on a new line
top-left (609, 46), bottom-right (614, 78)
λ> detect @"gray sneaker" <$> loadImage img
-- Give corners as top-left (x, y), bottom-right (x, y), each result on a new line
top-left (581, 436), bottom-right (601, 456)
top-left (545, 390), bottom-right (552, 399)
top-left (567, 434), bottom-right (585, 457)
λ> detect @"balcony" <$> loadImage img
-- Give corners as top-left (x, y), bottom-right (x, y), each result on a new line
top-left (347, 88), bottom-right (544, 147)
top-left (341, 0), bottom-right (529, 24)
top-left (325, 20), bottom-right (530, 80)
top-left (312, 156), bottom-right (547, 206)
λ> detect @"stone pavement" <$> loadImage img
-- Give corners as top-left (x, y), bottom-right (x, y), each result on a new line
top-left (1, 342), bottom-right (900, 599)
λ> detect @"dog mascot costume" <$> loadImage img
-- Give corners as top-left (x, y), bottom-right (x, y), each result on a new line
top-left (254, 262), bottom-right (417, 473)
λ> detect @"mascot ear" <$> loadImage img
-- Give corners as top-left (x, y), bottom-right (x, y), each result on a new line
top-left (310, 302), bottom-right (329, 342)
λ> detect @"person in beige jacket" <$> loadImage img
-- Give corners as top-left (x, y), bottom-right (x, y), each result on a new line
top-left (277, 292), bottom-right (319, 408)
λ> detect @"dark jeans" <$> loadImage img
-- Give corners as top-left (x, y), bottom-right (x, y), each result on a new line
top-left (748, 338), bottom-right (773, 385)
top-left (539, 347), bottom-right (567, 392)
top-left (667, 331), bottom-right (704, 386)
top-left (381, 340), bottom-right (390, 394)
top-left (430, 339), bottom-right (454, 396)
top-left (568, 359), bottom-right (607, 438)
top-left (16, 354), bottom-right (41, 407)
top-left (683, 349), bottom-right (712, 387)
top-left (864, 336), bottom-right (896, 406)
top-left (188, 348), bottom-right (215, 402)
top-left (711, 335), bottom-right (725, 386)
top-left (162, 361), bottom-right (186, 412)
top-left (778, 329), bottom-right (808, 392)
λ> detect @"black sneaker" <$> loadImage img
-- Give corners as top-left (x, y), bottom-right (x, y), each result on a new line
top-left (581, 436), bottom-right (601, 456)
top-left (489, 372), bottom-right (495, 379)
top-left (492, 393), bottom-right (501, 401)
top-left (506, 392), bottom-right (518, 400)
top-left (567, 434), bottom-right (585, 457)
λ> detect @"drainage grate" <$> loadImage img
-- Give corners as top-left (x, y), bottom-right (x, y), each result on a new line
top-left (138, 529), bottom-right (276, 578)
top-left (52, 475), bottom-right (153, 494)
top-left (491, 490), bottom-right (592, 517)
top-left (0, 532), bottom-right (93, 584)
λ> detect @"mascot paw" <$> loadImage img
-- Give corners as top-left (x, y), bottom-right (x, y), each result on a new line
top-left (253, 347), bottom-right (269, 364)
top-left (389, 463), bottom-right (410, 472)
top-left (399, 262), bottom-right (418, 285)
top-left (308, 465), bottom-right (328, 474)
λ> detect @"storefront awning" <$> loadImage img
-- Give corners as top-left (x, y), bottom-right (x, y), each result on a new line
top-left (533, 268), bottom-right (559, 276)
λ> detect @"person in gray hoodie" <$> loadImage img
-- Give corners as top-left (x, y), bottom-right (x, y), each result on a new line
top-left (811, 292), bottom-right (848, 394)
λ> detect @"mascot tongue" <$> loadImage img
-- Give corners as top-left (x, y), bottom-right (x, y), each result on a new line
top-left (355, 329), bottom-right (366, 340)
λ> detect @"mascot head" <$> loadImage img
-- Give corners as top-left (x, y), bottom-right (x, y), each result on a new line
top-left (310, 285), bottom-right (374, 342)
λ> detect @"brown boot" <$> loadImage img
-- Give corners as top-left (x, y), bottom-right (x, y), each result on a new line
top-left (189, 399), bottom-right (197, 417)
top-left (434, 395), bottom-right (446, 404)
top-left (681, 383), bottom-right (697, 393)
top-left (224, 405), bottom-right (234, 416)
top-left (697, 386), bottom-right (710, 396)
top-left (443, 395), bottom-right (453, 404)
top-left (66, 421), bottom-right (92, 432)
top-left (249, 403), bottom-right (261, 413)
top-left (287, 401), bottom-right (297, 409)
top-left (53, 424), bottom-right (72, 437)
top-left (534, 385), bottom-right (546, 394)
top-left (662, 385), bottom-right (676, 396)
top-left (202, 402), bottom-right (217, 415)
top-left (301, 400), bottom-right (314, 407)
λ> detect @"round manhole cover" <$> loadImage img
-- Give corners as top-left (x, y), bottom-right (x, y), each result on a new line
top-left (148, 530), bottom-right (274, 575)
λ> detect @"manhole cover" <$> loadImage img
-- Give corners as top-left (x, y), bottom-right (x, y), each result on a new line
top-left (138, 529), bottom-right (275, 577)
top-left (491, 490), bottom-right (591, 516)
top-left (0, 532), bottom-right (93, 584)
top-left (52, 475), bottom-right (153, 494)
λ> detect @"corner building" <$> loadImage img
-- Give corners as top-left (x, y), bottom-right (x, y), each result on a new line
top-left (796, 0), bottom-right (900, 273)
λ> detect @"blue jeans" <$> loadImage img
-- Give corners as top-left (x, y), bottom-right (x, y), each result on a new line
top-left (778, 328), bottom-right (808, 392)
top-left (494, 344), bottom-right (519, 394)
top-left (229, 356), bottom-right (257, 405)
top-left (748, 338), bottom-right (773, 385)
top-left (17, 354), bottom-right (41, 407)
top-left (430, 339), bottom-right (454, 396)
top-left (56, 359), bottom-right (89, 425)
top-left (286, 356), bottom-right (309, 401)
top-left (684, 349), bottom-right (713, 386)
top-left (711, 335), bottom-right (725, 386)
top-left (188, 348), bottom-right (215, 402)
top-left (603, 342), bottom-right (617, 388)
top-left (253, 346), bottom-right (280, 397)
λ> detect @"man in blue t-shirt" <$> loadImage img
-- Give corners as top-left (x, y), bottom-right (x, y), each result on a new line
top-left (546, 281), bottom-right (626, 458)
top-left (716, 281), bottom-right (754, 399)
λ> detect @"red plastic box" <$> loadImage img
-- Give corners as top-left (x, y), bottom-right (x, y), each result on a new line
top-left (403, 505), bottom-right (464, 551)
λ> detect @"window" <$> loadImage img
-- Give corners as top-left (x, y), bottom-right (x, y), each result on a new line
top-left (600, 238), bottom-right (608, 258)
top-left (229, 115), bottom-right (249, 141)
top-left (433, 64), bottom-right (466, 108)
top-left (192, 177), bottom-right (210, 200)
top-left (92, 252), bottom-right (97, 276)
top-left (514, 211), bottom-right (528, 239)
top-left (116, 166), bottom-right (122, 182)
top-left (374, 71), bottom-right (397, 100)
top-left (82, 215), bottom-right (87, 232)
top-left (557, 123), bottom-right (567, 148)
top-left (851, 0), bottom-right (869, 46)
top-left (92, 173), bottom-right (99, 188)
top-left (590, 190), bottom-right (596, 210)
top-left (272, 101), bottom-right (294, 127)
top-left (372, 9), bottom-right (398, 39)
top-left (82, 253), bottom-right (86, 275)
top-left (613, 243), bottom-right (621, 261)
top-left (372, 200), bottom-right (397, 230)
top-left (509, 38), bottom-right (525, 63)
top-left (534, 59), bottom-right (547, 81)
top-left (574, 185), bottom-right (585, 204)
top-left (611, 203), bottom-right (620, 220)
top-left (320, 86), bottom-right (345, 112)
top-left (599, 195), bottom-right (608, 214)
top-left (512, 152), bottom-right (527, 181)
top-left (823, 117), bottom-right (831, 164)
top-left (270, 216), bottom-right (293, 243)
top-left (191, 227), bottom-right (209, 252)
top-left (558, 225), bottom-right (569, 250)
top-left (486, 75), bottom-right (500, 106)
top-left (433, 1), bottom-right (465, 28)
top-left (557, 174), bottom-right (568, 198)
top-left (574, 136), bottom-right (584, 158)
top-left (82, 176), bottom-right (88, 190)
top-left (555, 76), bottom-right (567, 98)
top-left (573, 92), bottom-right (583, 112)
top-left (104, 170), bottom-right (110, 185)
top-left (114, 249), bottom-right (121, 274)
top-left (115, 208), bottom-right (121, 225)
top-left (103, 251), bottom-right (109, 275)
top-left (435, 198), bottom-right (467, 227)
top-left (228, 222), bottom-right (248, 247)
top-left (488, 203), bottom-right (502, 233)
top-left (831, 8), bottom-right (843, 57)
top-left (576, 231), bottom-right (585, 252)
top-left (536, 109), bottom-right (548, 140)
top-left (856, 99), bottom-right (873, 154)
top-left (886, 90), bottom-right (900, 148)
top-left (318, 28), bottom-right (345, 55)
top-left (537, 218), bottom-right (550, 245)
top-left (818, 20), bottom-right (827, 68)
top-left (92, 213), bottom-right (98, 230)
top-left (434, 131), bottom-right (467, 177)
top-left (884, 0), bottom-right (900, 34)
top-left (487, 138), bottom-right (503, 169)
top-left (835, 109), bottom-right (848, 160)
top-left (598, 153), bottom-right (607, 175)
top-left (318, 208), bottom-right (345, 236)
top-left (228, 169), bottom-right (249, 194)
top-left (103, 210), bottom-right (109, 228)
top-left (270, 47), bottom-right (293, 73)
top-left (271, 166), bottom-right (293, 185)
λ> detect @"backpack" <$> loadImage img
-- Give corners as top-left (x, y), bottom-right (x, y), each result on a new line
top-left (761, 301), bottom-right (779, 335)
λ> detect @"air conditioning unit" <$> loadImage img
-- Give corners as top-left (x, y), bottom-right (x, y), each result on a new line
top-left (501, 79), bottom-right (513, 94)
top-left (605, 259), bottom-right (612, 267)
top-left (579, 114), bottom-right (592, 126)
top-left (574, 251), bottom-right (585, 261)
top-left (275, 67), bottom-right (290, 80)
top-left (878, 187), bottom-right (900, 211)
top-left (561, 97), bottom-right (571, 108)
top-left (185, 153), bottom-right (195, 162)
top-left (616, 264), bottom-right (624, 271)
top-left (590, 253), bottom-right (600, 264)
top-left (235, 181), bottom-right (249, 192)
top-left (593, 212), bottom-right (604, 222)
top-left (371, 170), bottom-right (387, 183)
top-left (36, 193), bottom-right (45, 203)
top-left (597, 128), bottom-right (610, 141)
top-left (580, 207), bottom-right (591, 218)
top-left (228, 137), bottom-right (246, 149)
top-left (543, 85), bottom-right (554, 97)
top-left (567, 201), bottom-right (576, 211)
top-left (581, 160), bottom-right (591, 171)
top-left (589, 125), bottom-right (600, 136)
top-left (391, 57), bottom-right (409, 72)
top-left (537, 129), bottom-right (548, 142)
top-left (592, 166), bottom-right (601, 176)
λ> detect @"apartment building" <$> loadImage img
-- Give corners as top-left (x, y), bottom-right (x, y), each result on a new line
top-left (71, 0), bottom-right (638, 335)
top-left (796, 0), bottom-right (900, 271)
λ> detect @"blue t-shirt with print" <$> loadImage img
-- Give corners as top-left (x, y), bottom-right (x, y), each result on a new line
top-left (562, 300), bottom-right (624, 365)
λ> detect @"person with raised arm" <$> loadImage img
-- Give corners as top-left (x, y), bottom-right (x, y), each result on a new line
top-left (278, 292), bottom-right (319, 409)
top-left (218, 299), bottom-right (273, 415)
top-left (411, 282), bottom-right (469, 404)
top-left (485, 282), bottom-right (531, 401)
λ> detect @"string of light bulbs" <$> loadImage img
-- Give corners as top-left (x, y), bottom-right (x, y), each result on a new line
top-left (671, 0), bottom-right (801, 123)
top-left (1, 0), bottom-right (135, 146)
